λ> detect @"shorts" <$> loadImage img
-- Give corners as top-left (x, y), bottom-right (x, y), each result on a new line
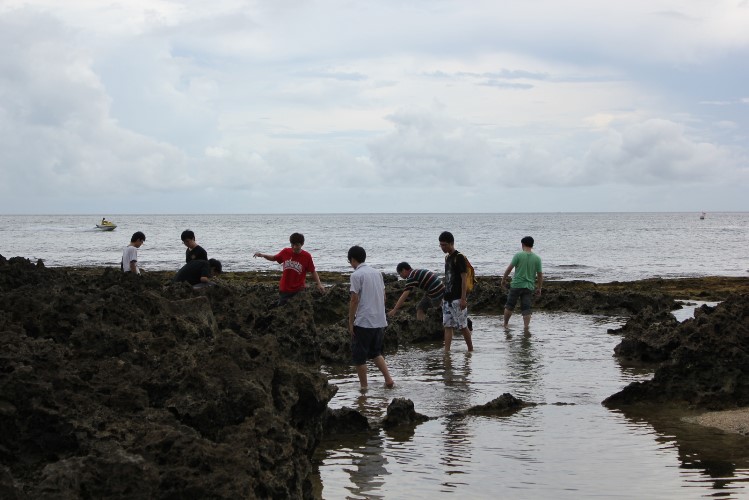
top-left (417, 294), bottom-right (443, 313)
top-left (351, 325), bottom-right (385, 365)
top-left (277, 290), bottom-right (301, 306)
top-left (505, 287), bottom-right (534, 315)
top-left (442, 299), bottom-right (469, 329)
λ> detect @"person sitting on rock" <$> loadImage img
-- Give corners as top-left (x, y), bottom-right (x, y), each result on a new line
top-left (174, 258), bottom-right (222, 287)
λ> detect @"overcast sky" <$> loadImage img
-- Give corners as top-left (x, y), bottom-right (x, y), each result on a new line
top-left (1, 0), bottom-right (748, 214)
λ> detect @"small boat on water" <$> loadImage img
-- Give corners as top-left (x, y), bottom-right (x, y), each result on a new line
top-left (96, 218), bottom-right (117, 231)
top-left (700, 212), bottom-right (706, 220)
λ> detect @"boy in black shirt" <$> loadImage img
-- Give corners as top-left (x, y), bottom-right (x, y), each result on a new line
top-left (439, 231), bottom-right (474, 353)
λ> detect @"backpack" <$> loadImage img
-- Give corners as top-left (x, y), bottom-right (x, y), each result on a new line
top-left (448, 252), bottom-right (477, 293)
top-left (464, 255), bottom-right (477, 293)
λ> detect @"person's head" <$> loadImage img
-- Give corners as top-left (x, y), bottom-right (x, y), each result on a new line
top-left (181, 230), bottom-right (196, 248)
top-left (289, 233), bottom-right (305, 253)
top-left (438, 231), bottom-right (455, 254)
top-left (208, 258), bottom-right (222, 275)
top-left (347, 245), bottom-right (366, 267)
top-left (131, 231), bottom-right (146, 247)
top-left (521, 236), bottom-right (534, 249)
top-left (396, 261), bottom-right (412, 278)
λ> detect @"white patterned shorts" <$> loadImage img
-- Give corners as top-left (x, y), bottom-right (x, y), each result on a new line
top-left (442, 299), bottom-right (468, 329)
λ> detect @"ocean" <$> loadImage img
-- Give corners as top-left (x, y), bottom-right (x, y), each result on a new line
top-left (1, 212), bottom-right (747, 282)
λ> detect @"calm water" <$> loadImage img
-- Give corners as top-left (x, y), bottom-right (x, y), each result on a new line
top-left (314, 311), bottom-right (749, 499)
top-left (1, 212), bottom-right (748, 282)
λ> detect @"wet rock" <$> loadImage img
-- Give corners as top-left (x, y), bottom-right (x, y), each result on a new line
top-left (604, 294), bottom-right (749, 409)
top-left (609, 307), bottom-right (681, 363)
top-left (460, 393), bottom-right (533, 416)
top-left (0, 260), bottom-right (336, 499)
top-left (323, 407), bottom-right (371, 434)
top-left (382, 398), bottom-right (430, 429)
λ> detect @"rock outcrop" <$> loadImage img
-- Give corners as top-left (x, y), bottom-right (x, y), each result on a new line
top-left (605, 294), bottom-right (749, 410)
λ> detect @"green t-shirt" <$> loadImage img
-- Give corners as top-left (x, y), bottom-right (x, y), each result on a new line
top-left (510, 251), bottom-right (542, 290)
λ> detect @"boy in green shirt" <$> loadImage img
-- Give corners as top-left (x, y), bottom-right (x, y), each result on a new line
top-left (502, 236), bottom-right (543, 330)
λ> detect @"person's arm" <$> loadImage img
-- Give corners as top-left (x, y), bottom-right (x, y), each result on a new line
top-left (501, 264), bottom-right (514, 288)
top-left (311, 270), bottom-right (326, 293)
top-left (348, 292), bottom-right (359, 334)
top-left (129, 260), bottom-right (138, 273)
top-left (253, 251), bottom-right (277, 261)
top-left (388, 289), bottom-right (411, 317)
top-left (535, 272), bottom-right (544, 296)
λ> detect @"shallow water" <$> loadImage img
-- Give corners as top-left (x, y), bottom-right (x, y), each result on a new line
top-left (313, 312), bottom-right (749, 499)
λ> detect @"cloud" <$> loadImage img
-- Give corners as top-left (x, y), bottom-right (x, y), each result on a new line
top-left (1, 1), bottom-right (748, 213)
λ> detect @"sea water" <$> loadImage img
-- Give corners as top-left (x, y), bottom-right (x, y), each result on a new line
top-left (3, 212), bottom-right (749, 498)
top-left (1, 212), bottom-right (747, 281)
top-left (314, 311), bottom-right (749, 499)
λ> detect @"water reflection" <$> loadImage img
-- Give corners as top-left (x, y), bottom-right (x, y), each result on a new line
top-left (504, 331), bottom-right (542, 399)
top-left (345, 433), bottom-right (389, 498)
top-left (613, 406), bottom-right (749, 496)
top-left (316, 313), bottom-right (749, 498)
top-left (439, 352), bottom-right (474, 490)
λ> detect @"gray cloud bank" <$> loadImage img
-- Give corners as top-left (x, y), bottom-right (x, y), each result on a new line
top-left (1, 2), bottom-right (747, 213)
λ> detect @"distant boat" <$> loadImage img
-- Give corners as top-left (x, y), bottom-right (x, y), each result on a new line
top-left (699, 212), bottom-right (706, 220)
top-left (96, 218), bottom-right (117, 231)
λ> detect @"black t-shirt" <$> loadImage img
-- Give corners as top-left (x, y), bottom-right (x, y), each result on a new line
top-left (186, 245), bottom-right (208, 263)
top-left (174, 260), bottom-right (211, 285)
top-left (443, 250), bottom-right (467, 301)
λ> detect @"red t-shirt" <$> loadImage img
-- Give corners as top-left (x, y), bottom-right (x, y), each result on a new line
top-left (274, 248), bottom-right (316, 293)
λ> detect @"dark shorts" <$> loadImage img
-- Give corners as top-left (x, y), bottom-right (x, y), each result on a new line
top-left (351, 325), bottom-right (385, 365)
top-left (417, 294), bottom-right (443, 312)
top-left (505, 287), bottom-right (534, 315)
top-left (277, 290), bottom-right (301, 306)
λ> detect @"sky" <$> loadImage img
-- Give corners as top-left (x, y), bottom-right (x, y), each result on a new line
top-left (1, 0), bottom-right (748, 214)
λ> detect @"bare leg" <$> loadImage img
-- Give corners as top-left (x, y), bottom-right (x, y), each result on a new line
top-left (503, 308), bottom-right (513, 328)
top-left (416, 309), bottom-right (426, 321)
top-left (461, 327), bottom-right (473, 351)
top-left (444, 327), bottom-right (454, 352)
top-left (355, 364), bottom-right (368, 390)
top-left (523, 313), bottom-right (532, 330)
top-left (372, 355), bottom-right (394, 387)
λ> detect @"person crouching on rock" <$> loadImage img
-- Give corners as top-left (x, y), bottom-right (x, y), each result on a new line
top-left (347, 245), bottom-right (394, 392)
top-left (174, 258), bottom-right (222, 288)
top-left (389, 262), bottom-right (445, 320)
top-left (253, 232), bottom-right (325, 306)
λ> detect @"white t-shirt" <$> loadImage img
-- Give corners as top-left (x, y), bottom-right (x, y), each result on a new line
top-left (122, 245), bottom-right (139, 274)
top-left (350, 263), bottom-right (387, 328)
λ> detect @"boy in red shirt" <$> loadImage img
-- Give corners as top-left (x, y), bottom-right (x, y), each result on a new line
top-left (254, 233), bottom-right (326, 305)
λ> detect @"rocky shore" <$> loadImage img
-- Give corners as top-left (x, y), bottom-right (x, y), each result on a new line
top-left (1, 255), bottom-right (747, 498)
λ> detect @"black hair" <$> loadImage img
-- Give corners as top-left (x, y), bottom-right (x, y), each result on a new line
top-left (131, 231), bottom-right (146, 243)
top-left (208, 258), bottom-right (222, 274)
top-left (181, 230), bottom-right (195, 242)
top-left (438, 231), bottom-right (454, 244)
top-left (521, 236), bottom-right (534, 248)
top-left (289, 233), bottom-right (305, 245)
top-left (347, 245), bottom-right (366, 264)
top-left (396, 262), bottom-right (411, 273)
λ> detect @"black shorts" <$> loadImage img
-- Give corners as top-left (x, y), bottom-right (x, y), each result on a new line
top-left (351, 326), bottom-right (385, 365)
